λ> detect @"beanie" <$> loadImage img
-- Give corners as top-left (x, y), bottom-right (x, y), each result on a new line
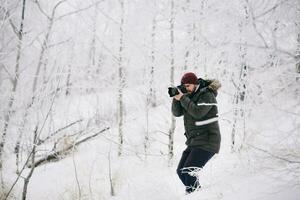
top-left (181, 72), bottom-right (198, 85)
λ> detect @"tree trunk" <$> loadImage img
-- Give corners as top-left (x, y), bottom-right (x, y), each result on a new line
top-left (108, 150), bottom-right (115, 196)
top-left (168, 0), bottom-right (175, 164)
top-left (118, 0), bottom-right (125, 156)
top-left (183, 0), bottom-right (191, 71)
top-left (32, 18), bottom-right (54, 99)
top-left (144, 16), bottom-right (158, 158)
top-left (296, 31), bottom-right (300, 97)
top-left (192, 23), bottom-right (198, 70)
top-left (193, 0), bottom-right (206, 72)
top-left (231, 4), bottom-right (249, 152)
top-left (144, 101), bottom-right (150, 159)
top-left (21, 126), bottom-right (38, 200)
top-left (86, 3), bottom-right (98, 93)
top-left (89, 6), bottom-right (97, 70)
top-left (296, 32), bottom-right (300, 77)
top-left (149, 17), bottom-right (157, 107)
top-left (66, 42), bottom-right (74, 96)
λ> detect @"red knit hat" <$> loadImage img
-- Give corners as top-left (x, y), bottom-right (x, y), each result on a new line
top-left (181, 72), bottom-right (198, 84)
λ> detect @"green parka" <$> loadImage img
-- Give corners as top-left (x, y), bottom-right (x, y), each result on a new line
top-left (171, 80), bottom-right (221, 153)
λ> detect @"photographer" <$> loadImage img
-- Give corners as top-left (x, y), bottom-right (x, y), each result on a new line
top-left (170, 72), bottom-right (221, 194)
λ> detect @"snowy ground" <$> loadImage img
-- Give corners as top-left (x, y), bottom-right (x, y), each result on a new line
top-left (2, 0), bottom-right (299, 199)
top-left (4, 88), bottom-right (300, 200)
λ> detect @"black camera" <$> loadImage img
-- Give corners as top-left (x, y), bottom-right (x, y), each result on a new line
top-left (168, 78), bottom-right (210, 97)
top-left (168, 85), bottom-right (188, 97)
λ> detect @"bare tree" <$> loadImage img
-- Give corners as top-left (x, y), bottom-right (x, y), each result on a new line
top-left (144, 100), bottom-right (150, 159)
top-left (0, 0), bottom-right (26, 183)
top-left (32, 0), bottom-right (67, 97)
top-left (86, 1), bottom-right (99, 93)
top-left (184, 0), bottom-right (205, 71)
top-left (144, 13), bottom-right (159, 158)
top-left (4, 82), bottom-right (60, 200)
top-left (14, 0), bottom-right (67, 175)
top-left (108, 148), bottom-right (115, 196)
top-left (65, 41), bottom-right (74, 96)
top-left (149, 17), bottom-right (157, 107)
top-left (21, 126), bottom-right (38, 200)
top-left (296, 26), bottom-right (300, 77)
top-left (191, 8), bottom-right (200, 71)
top-left (168, 0), bottom-right (175, 164)
top-left (183, 0), bottom-right (191, 71)
top-left (118, 0), bottom-right (125, 156)
top-left (231, 2), bottom-right (249, 152)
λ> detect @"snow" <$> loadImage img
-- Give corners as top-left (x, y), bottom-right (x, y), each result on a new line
top-left (4, 91), bottom-right (294, 200)
top-left (1, 0), bottom-right (300, 199)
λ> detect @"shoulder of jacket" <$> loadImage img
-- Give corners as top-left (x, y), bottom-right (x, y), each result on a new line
top-left (197, 89), bottom-right (216, 101)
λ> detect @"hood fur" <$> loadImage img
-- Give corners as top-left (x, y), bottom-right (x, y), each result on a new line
top-left (206, 79), bottom-right (222, 92)
top-left (196, 78), bottom-right (221, 96)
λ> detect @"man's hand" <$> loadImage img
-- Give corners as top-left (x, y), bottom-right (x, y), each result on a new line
top-left (174, 89), bottom-right (183, 101)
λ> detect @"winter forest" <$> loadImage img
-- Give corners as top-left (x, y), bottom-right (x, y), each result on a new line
top-left (0, 0), bottom-right (300, 199)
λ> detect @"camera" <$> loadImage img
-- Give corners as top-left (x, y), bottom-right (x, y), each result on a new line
top-left (168, 78), bottom-right (210, 97)
top-left (168, 85), bottom-right (188, 97)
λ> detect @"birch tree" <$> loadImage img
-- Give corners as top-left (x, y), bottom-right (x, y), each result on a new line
top-left (118, 0), bottom-right (125, 156)
top-left (65, 40), bottom-right (74, 96)
top-left (86, 1), bottom-right (98, 93)
top-left (168, 0), bottom-right (175, 163)
top-left (296, 25), bottom-right (300, 77)
top-left (183, 0), bottom-right (191, 71)
top-left (149, 16), bottom-right (157, 108)
top-left (144, 6), bottom-right (160, 157)
top-left (231, 2), bottom-right (249, 152)
top-left (21, 126), bottom-right (38, 200)
top-left (193, 0), bottom-right (207, 72)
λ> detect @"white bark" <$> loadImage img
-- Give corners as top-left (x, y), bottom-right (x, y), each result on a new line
top-left (296, 31), bottom-right (300, 75)
top-left (21, 126), bottom-right (38, 200)
top-left (149, 17), bottom-right (157, 107)
top-left (86, 2), bottom-right (98, 93)
top-left (231, 3), bottom-right (249, 152)
top-left (183, 0), bottom-right (191, 71)
top-left (169, 0), bottom-right (175, 164)
top-left (118, 0), bottom-right (125, 156)
top-left (65, 42), bottom-right (74, 96)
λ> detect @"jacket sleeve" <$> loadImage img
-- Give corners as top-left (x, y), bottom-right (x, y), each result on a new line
top-left (180, 92), bottom-right (216, 119)
top-left (171, 99), bottom-right (184, 117)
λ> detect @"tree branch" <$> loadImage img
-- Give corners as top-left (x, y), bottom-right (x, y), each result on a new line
top-left (245, 0), bottom-right (269, 48)
top-left (34, 0), bottom-right (51, 20)
top-left (1, 64), bottom-right (14, 83)
top-left (37, 119), bottom-right (84, 145)
top-left (55, 0), bottom-right (105, 21)
top-left (28, 127), bottom-right (110, 168)
top-left (4, 65), bottom-right (62, 200)
top-left (246, 143), bottom-right (300, 164)
top-left (48, 38), bottom-right (72, 48)
top-left (254, 0), bottom-right (289, 20)
top-left (8, 18), bottom-right (19, 37)
top-left (234, 42), bottom-right (295, 58)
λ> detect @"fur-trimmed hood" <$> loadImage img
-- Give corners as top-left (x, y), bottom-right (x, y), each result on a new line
top-left (206, 79), bottom-right (222, 92)
top-left (198, 78), bottom-right (221, 96)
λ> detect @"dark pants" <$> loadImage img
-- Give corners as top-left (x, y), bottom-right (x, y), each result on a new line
top-left (177, 146), bottom-right (214, 193)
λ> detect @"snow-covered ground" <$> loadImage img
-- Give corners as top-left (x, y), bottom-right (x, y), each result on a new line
top-left (1, 1), bottom-right (299, 199)
top-left (4, 88), bottom-right (297, 200)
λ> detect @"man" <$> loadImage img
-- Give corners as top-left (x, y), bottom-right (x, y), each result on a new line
top-left (171, 72), bottom-right (221, 194)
